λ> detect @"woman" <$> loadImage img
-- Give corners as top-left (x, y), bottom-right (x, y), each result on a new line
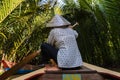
top-left (41, 14), bottom-right (83, 70)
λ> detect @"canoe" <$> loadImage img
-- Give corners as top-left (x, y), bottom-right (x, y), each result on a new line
top-left (11, 65), bottom-right (120, 80)
top-left (12, 66), bottom-right (104, 80)
top-left (0, 50), bottom-right (120, 80)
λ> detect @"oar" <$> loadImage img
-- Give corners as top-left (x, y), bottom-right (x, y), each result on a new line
top-left (0, 49), bottom-right (41, 80)
top-left (69, 22), bottom-right (79, 28)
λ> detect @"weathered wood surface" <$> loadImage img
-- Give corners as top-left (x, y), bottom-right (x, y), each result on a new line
top-left (12, 68), bottom-right (45, 80)
top-left (83, 62), bottom-right (120, 78)
top-left (7, 62), bottom-right (120, 80)
top-left (40, 73), bottom-right (104, 80)
top-left (11, 66), bottom-right (104, 80)
top-left (0, 50), bottom-right (41, 80)
top-left (39, 66), bottom-right (104, 80)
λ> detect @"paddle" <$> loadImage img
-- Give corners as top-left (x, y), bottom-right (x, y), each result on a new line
top-left (0, 49), bottom-right (41, 80)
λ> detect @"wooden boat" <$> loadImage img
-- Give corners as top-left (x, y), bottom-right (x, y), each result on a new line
top-left (0, 50), bottom-right (120, 80)
top-left (25, 67), bottom-right (104, 80)
top-left (11, 63), bottom-right (120, 80)
top-left (84, 62), bottom-right (120, 80)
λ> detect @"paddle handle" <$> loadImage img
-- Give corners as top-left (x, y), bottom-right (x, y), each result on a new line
top-left (69, 22), bottom-right (79, 28)
top-left (0, 49), bottom-right (41, 80)
top-left (73, 22), bottom-right (79, 27)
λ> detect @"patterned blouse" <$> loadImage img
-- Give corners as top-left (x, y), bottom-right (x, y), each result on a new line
top-left (47, 27), bottom-right (83, 68)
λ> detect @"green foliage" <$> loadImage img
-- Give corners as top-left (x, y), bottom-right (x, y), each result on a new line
top-left (0, 0), bottom-right (119, 68)
top-left (0, 0), bottom-right (53, 63)
top-left (60, 0), bottom-right (120, 68)
top-left (0, 0), bottom-right (24, 23)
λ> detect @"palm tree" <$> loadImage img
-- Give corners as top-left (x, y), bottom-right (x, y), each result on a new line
top-left (0, 0), bottom-right (120, 69)
top-left (57, 0), bottom-right (120, 67)
top-left (0, 0), bottom-right (54, 63)
top-left (0, 0), bottom-right (24, 23)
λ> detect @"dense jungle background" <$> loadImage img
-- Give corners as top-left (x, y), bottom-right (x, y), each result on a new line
top-left (0, 0), bottom-right (120, 72)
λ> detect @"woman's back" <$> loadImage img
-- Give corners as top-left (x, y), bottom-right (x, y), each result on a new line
top-left (52, 28), bottom-right (78, 49)
top-left (48, 28), bottom-right (83, 68)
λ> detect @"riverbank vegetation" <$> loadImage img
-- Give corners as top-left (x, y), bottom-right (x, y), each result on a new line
top-left (0, 0), bottom-right (120, 71)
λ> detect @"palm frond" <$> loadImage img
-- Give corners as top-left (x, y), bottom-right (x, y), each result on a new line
top-left (57, 0), bottom-right (80, 15)
top-left (0, 0), bottom-right (24, 23)
top-left (0, 32), bottom-right (7, 39)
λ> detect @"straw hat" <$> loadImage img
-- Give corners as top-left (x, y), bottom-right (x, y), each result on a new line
top-left (46, 14), bottom-right (71, 27)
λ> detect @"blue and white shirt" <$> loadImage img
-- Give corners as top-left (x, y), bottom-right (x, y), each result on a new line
top-left (47, 28), bottom-right (83, 68)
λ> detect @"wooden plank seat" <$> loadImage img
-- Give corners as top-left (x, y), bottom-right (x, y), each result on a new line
top-left (45, 70), bottom-right (97, 74)
top-left (45, 66), bottom-right (97, 74)
top-left (37, 66), bottom-right (104, 80)
top-left (40, 73), bottom-right (104, 80)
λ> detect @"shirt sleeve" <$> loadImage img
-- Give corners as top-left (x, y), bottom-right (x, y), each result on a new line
top-left (73, 30), bottom-right (78, 38)
top-left (47, 29), bottom-right (55, 46)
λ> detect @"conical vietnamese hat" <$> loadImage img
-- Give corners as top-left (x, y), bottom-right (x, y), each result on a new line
top-left (46, 14), bottom-right (71, 27)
